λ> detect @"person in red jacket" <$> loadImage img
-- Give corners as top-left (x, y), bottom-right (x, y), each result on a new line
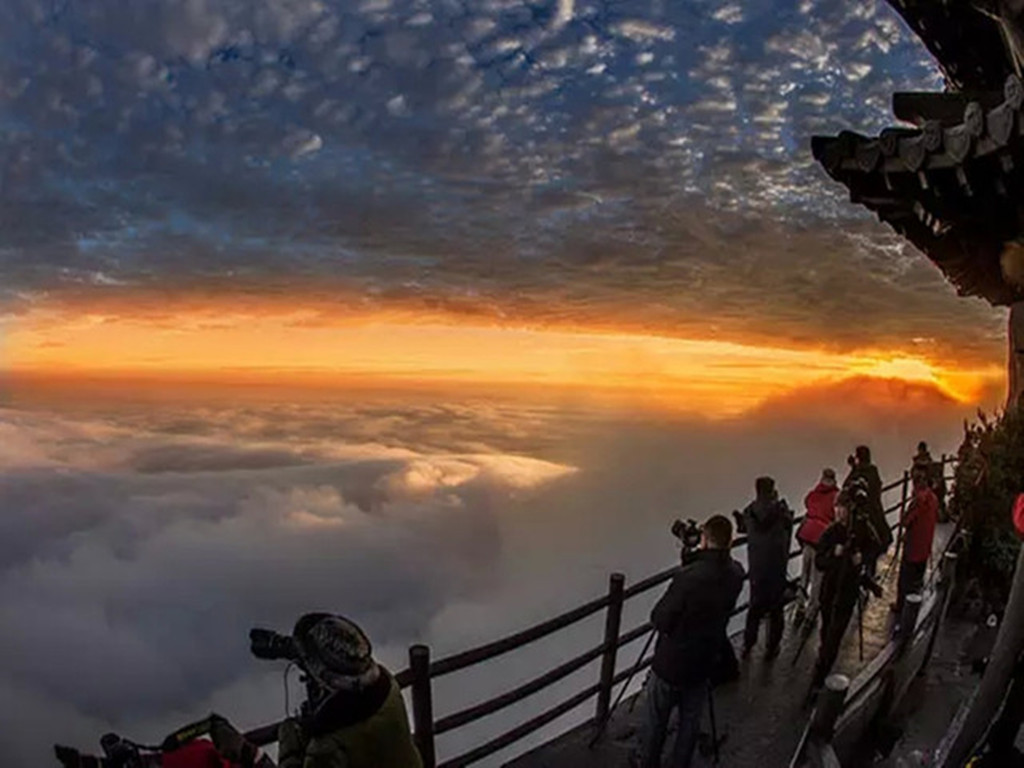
top-left (894, 466), bottom-right (939, 618)
top-left (794, 468), bottom-right (838, 626)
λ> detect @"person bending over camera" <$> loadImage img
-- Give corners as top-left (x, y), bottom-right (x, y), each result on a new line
top-left (277, 614), bottom-right (422, 768)
top-left (641, 515), bottom-right (745, 768)
top-left (810, 488), bottom-right (883, 692)
top-left (735, 476), bottom-right (793, 660)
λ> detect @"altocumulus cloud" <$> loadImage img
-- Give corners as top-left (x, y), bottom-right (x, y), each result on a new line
top-left (0, 0), bottom-right (1007, 363)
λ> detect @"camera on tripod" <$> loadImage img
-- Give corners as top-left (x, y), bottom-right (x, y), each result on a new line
top-left (671, 518), bottom-right (703, 553)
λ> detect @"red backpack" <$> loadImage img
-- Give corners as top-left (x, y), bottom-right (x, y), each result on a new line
top-left (1013, 493), bottom-right (1024, 540)
top-left (162, 739), bottom-right (236, 768)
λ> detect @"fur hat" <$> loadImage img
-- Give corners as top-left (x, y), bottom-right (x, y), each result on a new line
top-left (293, 613), bottom-right (380, 692)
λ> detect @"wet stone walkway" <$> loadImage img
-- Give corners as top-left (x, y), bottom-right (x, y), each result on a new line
top-left (507, 524), bottom-right (954, 768)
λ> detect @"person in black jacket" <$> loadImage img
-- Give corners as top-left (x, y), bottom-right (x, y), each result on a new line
top-left (810, 486), bottom-right (883, 692)
top-left (735, 476), bottom-right (793, 659)
top-left (843, 445), bottom-right (893, 575)
top-left (641, 515), bottom-right (745, 768)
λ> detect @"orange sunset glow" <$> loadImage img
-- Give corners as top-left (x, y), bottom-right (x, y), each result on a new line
top-left (2, 301), bottom-right (1003, 417)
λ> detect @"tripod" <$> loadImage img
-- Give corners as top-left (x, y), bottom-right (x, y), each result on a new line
top-left (588, 627), bottom-right (656, 748)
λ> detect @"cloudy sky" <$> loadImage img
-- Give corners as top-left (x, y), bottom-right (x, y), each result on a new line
top-left (0, 0), bottom-right (1012, 412)
top-left (0, 0), bottom-right (1011, 765)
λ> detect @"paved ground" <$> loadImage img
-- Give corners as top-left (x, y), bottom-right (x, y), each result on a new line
top-left (870, 616), bottom-right (978, 767)
top-left (507, 524), bottom-right (955, 768)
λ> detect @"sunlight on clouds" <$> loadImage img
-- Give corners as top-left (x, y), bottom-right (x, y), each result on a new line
top-left (4, 304), bottom-right (1002, 417)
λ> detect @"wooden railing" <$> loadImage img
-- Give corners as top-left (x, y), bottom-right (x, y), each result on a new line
top-left (245, 456), bottom-right (954, 767)
top-left (789, 459), bottom-right (960, 768)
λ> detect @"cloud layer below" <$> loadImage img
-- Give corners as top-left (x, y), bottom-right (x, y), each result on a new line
top-left (0, 378), bottom-right (972, 765)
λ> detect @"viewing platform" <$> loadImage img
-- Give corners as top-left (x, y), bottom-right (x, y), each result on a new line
top-left (240, 462), bottom-right (959, 768)
top-left (508, 522), bottom-right (956, 768)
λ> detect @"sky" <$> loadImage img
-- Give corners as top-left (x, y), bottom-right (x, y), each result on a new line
top-left (0, 0), bottom-right (1012, 765)
top-left (0, 0), bottom-right (1012, 414)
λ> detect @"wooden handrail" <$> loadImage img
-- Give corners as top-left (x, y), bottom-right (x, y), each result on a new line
top-left (437, 682), bottom-right (604, 768)
top-left (428, 592), bottom-right (613, 678)
top-left (433, 640), bottom-right (607, 735)
top-left (243, 460), bottom-right (957, 760)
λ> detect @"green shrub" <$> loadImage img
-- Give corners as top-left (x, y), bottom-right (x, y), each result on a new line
top-left (951, 408), bottom-right (1024, 602)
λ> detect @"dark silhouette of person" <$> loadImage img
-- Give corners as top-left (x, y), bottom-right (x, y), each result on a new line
top-left (913, 441), bottom-right (947, 520)
top-left (843, 446), bottom-right (892, 575)
top-left (810, 485), bottom-right (882, 693)
top-left (736, 476), bottom-right (793, 660)
top-left (641, 515), bottom-right (744, 768)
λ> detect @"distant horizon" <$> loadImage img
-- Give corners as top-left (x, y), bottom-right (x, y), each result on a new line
top-left (2, 309), bottom-right (1007, 417)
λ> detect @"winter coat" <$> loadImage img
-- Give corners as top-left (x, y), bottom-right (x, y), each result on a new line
top-left (650, 549), bottom-right (745, 687)
top-left (844, 463), bottom-right (893, 553)
top-left (797, 483), bottom-right (838, 546)
top-left (902, 486), bottom-right (938, 564)
top-left (278, 669), bottom-right (423, 768)
top-left (738, 496), bottom-right (794, 600)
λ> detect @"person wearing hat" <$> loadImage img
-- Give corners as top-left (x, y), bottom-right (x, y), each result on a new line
top-left (278, 614), bottom-right (423, 768)
top-left (794, 468), bottom-right (838, 627)
top-left (735, 476), bottom-right (794, 660)
top-left (843, 445), bottom-right (892, 575)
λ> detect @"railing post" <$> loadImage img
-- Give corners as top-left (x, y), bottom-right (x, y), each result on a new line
top-left (895, 469), bottom-right (910, 554)
top-left (921, 552), bottom-right (959, 674)
top-left (409, 644), bottom-right (436, 768)
top-left (897, 593), bottom-right (923, 654)
top-left (595, 572), bottom-right (626, 726)
top-left (811, 673), bottom-right (849, 742)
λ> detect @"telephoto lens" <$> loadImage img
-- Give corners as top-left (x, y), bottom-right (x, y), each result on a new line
top-left (249, 628), bottom-right (299, 661)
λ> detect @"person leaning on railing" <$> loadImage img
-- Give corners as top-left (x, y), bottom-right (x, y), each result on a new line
top-left (638, 515), bottom-right (745, 768)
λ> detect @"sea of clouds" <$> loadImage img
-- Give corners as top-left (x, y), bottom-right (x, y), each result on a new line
top-left (0, 379), bottom-right (970, 766)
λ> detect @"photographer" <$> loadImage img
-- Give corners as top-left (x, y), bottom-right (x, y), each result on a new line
top-left (810, 486), bottom-right (883, 692)
top-left (275, 614), bottom-right (422, 768)
top-left (843, 445), bottom-right (893, 575)
top-left (794, 468), bottom-right (838, 627)
top-left (893, 466), bottom-right (938, 620)
top-left (641, 515), bottom-right (744, 768)
top-left (736, 476), bottom-right (794, 660)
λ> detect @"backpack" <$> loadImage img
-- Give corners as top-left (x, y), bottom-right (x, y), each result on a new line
top-left (1013, 493), bottom-right (1024, 540)
top-left (54, 715), bottom-right (273, 768)
top-left (162, 740), bottom-right (236, 768)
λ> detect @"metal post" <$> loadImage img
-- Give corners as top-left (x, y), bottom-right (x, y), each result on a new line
top-left (897, 593), bottom-right (923, 654)
top-left (409, 644), bottom-right (436, 768)
top-left (811, 674), bottom-right (849, 742)
top-left (595, 572), bottom-right (626, 726)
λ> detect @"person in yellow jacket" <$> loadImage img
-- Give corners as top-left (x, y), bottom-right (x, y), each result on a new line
top-left (278, 614), bottom-right (423, 768)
